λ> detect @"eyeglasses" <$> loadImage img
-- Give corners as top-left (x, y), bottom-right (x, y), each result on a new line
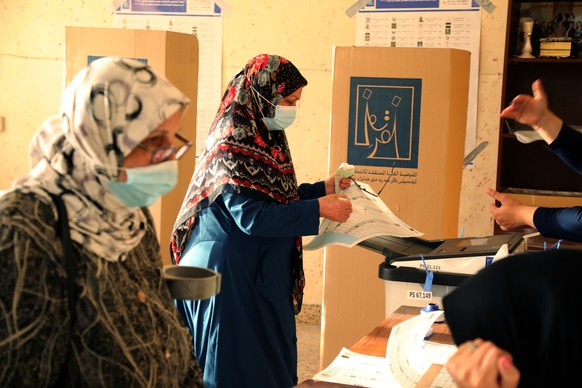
top-left (137, 132), bottom-right (192, 164)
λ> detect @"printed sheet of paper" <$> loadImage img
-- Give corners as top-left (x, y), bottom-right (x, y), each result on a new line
top-left (312, 311), bottom-right (457, 387)
top-left (386, 311), bottom-right (456, 387)
top-left (114, 0), bottom-right (223, 158)
top-left (313, 347), bottom-right (396, 387)
top-left (355, 1), bottom-right (481, 157)
top-left (303, 182), bottom-right (423, 250)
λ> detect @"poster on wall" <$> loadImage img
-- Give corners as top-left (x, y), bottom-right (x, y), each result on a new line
top-left (114, 0), bottom-right (223, 157)
top-left (348, 77), bottom-right (422, 169)
top-left (356, 0), bottom-right (481, 157)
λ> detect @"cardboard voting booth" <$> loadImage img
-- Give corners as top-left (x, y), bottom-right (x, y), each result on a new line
top-left (65, 27), bottom-right (198, 266)
top-left (321, 46), bottom-right (470, 367)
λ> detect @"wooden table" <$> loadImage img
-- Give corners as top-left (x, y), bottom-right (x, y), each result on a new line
top-left (296, 305), bottom-right (453, 387)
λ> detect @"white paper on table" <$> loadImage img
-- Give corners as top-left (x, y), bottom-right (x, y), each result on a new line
top-left (385, 310), bottom-right (457, 387)
top-left (313, 312), bottom-right (458, 387)
top-left (313, 347), bottom-right (397, 387)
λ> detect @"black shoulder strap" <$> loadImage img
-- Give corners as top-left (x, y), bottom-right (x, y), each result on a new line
top-left (49, 193), bottom-right (77, 386)
top-left (50, 193), bottom-right (78, 325)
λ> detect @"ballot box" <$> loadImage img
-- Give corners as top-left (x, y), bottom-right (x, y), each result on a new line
top-left (360, 234), bottom-right (523, 315)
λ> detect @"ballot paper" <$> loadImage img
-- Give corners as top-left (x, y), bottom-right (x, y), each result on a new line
top-left (386, 311), bottom-right (456, 387)
top-left (303, 181), bottom-right (423, 250)
top-left (313, 311), bottom-right (457, 387)
top-left (313, 348), bottom-right (393, 387)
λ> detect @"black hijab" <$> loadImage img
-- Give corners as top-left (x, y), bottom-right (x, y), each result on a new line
top-left (443, 249), bottom-right (582, 387)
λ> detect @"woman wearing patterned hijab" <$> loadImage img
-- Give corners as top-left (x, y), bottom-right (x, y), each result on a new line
top-left (0, 57), bottom-right (202, 386)
top-left (171, 54), bottom-right (353, 387)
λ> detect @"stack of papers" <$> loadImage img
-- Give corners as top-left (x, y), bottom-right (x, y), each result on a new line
top-left (313, 311), bottom-right (457, 387)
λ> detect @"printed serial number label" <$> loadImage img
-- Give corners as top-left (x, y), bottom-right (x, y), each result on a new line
top-left (407, 290), bottom-right (433, 301)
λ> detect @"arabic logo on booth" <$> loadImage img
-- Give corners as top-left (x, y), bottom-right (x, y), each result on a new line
top-left (347, 77), bottom-right (422, 169)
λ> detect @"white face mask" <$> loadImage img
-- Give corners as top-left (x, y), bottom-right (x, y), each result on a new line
top-left (262, 105), bottom-right (297, 131)
top-left (250, 85), bottom-right (298, 131)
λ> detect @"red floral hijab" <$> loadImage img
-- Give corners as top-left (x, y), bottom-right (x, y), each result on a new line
top-left (171, 54), bottom-right (308, 313)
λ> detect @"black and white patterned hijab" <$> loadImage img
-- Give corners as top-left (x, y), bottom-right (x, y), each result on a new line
top-left (12, 57), bottom-right (189, 262)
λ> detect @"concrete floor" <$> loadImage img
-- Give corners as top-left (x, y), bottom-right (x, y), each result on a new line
top-left (296, 321), bottom-right (321, 384)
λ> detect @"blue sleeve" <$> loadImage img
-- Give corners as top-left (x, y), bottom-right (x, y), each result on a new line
top-left (222, 191), bottom-right (321, 237)
top-left (297, 181), bottom-right (326, 200)
top-left (547, 124), bottom-right (582, 175)
top-left (533, 206), bottom-right (582, 242)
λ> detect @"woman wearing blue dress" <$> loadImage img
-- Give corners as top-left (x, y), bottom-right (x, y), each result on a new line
top-left (170, 54), bottom-right (353, 387)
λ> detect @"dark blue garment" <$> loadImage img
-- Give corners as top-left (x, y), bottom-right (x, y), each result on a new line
top-left (533, 124), bottom-right (582, 241)
top-left (443, 249), bottom-right (582, 387)
top-left (176, 183), bottom-right (324, 388)
top-left (546, 123), bottom-right (582, 174)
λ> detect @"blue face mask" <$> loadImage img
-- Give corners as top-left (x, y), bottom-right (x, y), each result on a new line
top-left (108, 160), bottom-right (178, 207)
top-left (262, 105), bottom-right (297, 131)
top-left (250, 85), bottom-right (298, 131)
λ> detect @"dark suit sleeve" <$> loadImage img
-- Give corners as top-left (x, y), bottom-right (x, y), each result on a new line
top-left (547, 123), bottom-right (582, 175)
top-left (533, 206), bottom-right (582, 242)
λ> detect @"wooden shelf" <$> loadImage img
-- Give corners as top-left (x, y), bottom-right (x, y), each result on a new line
top-left (503, 187), bottom-right (582, 197)
top-left (509, 56), bottom-right (582, 63)
top-left (496, 0), bottom-right (582, 211)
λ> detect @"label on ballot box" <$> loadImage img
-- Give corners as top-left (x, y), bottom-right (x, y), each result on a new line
top-left (408, 290), bottom-right (432, 301)
top-left (394, 254), bottom-right (493, 275)
top-left (384, 281), bottom-right (455, 316)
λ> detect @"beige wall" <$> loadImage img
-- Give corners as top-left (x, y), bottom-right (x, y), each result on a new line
top-left (0, 0), bottom-right (506, 307)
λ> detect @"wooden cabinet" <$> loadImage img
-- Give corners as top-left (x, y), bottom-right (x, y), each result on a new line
top-left (497, 1), bottom-right (582, 205)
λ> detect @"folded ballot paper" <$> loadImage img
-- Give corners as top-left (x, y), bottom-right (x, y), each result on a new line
top-left (303, 180), bottom-right (423, 251)
top-left (313, 310), bottom-right (457, 387)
